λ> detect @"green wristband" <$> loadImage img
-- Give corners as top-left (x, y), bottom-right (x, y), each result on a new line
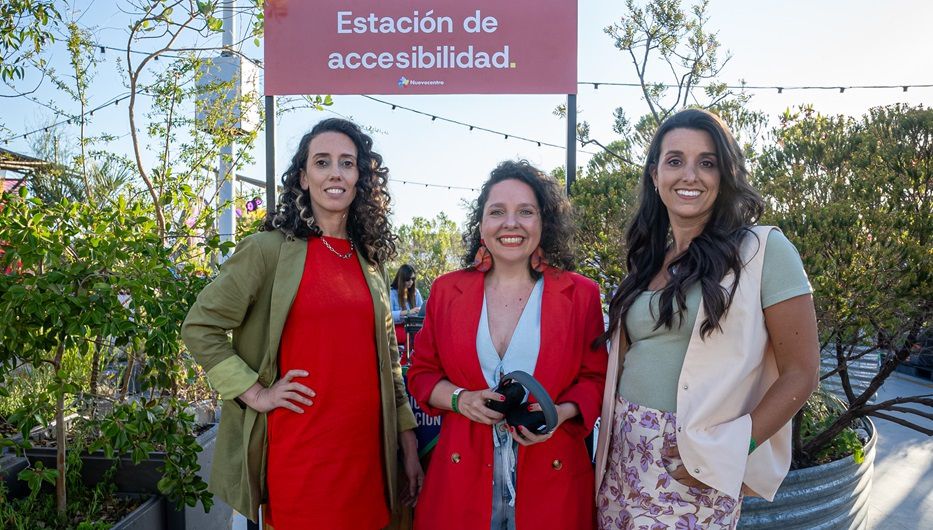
top-left (749, 437), bottom-right (758, 454)
top-left (451, 388), bottom-right (465, 413)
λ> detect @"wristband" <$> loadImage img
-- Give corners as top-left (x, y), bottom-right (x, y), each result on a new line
top-left (451, 387), bottom-right (465, 413)
top-left (748, 437), bottom-right (758, 454)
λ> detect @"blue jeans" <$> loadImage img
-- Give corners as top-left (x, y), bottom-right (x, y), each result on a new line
top-left (491, 422), bottom-right (517, 530)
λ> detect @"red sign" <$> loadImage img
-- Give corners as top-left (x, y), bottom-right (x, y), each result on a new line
top-left (264, 0), bottom-right (577, 95)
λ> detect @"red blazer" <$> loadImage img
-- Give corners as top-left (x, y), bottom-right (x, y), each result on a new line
top-left (408, 267), bottom-right (608, 530)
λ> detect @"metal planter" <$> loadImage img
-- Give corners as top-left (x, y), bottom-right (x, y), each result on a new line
top-left (111, 496), bottom-right (167, 530)
top-left (738, 419), bottom-right (876, 529)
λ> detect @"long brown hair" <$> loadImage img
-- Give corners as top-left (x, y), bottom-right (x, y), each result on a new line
top-left (391, 264), bottom-right (418, 310)
top-left (600, 109), bottom-right (765, 346)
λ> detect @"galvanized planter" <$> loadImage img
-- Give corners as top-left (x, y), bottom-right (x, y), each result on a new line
top-left (738, 419), bottom-right (876, 529)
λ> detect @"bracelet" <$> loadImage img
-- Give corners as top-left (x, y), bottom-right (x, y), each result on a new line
top-left (451, 388), bottom-right (465, 413)
top-left (748, 437), bottom-right (758, 454)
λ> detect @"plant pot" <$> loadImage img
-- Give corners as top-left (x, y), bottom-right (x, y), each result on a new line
top-left (25, 423), bottom-right (231, 530)
top-left (0, 453), bottom-right (28, 498)
top-left (738, 418), bottom-right (876, 529)
top-left (186, 399), bottom-right (220, 425)
top-left (110, 496), bottom-right (166, 530)
top-left (177, 422), bottom-right (233, 530)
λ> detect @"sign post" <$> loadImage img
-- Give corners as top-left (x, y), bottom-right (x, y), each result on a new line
top-left (260, 1), bottom-right (578, 485)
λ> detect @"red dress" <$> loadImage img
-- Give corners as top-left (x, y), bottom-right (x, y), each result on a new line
top-left (266, 236), bottom-right (388, 530)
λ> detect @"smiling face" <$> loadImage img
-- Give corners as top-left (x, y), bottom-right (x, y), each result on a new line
top-left (300, 131), bottom-right (359, 219)
top-left (480, 179), bottom-right (542, 268)
top-left (651, 127), bottom-right (721, 228)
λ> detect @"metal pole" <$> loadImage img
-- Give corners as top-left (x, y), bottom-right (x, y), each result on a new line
top-left (566, 93), bottom-right (577, 196)
top-left (217, 0), bottom-right (237, 262)
top-left (265, 95), bottom-right (276, 214)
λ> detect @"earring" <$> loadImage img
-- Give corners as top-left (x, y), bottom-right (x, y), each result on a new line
top-left (471, 239), bottom-right (493, 272)
top-left (654, 185), bottom-right (659, 194)
top-left (529, 246), bottom-right (548, 273)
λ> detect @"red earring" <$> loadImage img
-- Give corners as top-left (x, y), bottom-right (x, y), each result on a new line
top-left (471, 239), bottom-right (493, 272)
top-left (529, 246), bottom-right (548, 273)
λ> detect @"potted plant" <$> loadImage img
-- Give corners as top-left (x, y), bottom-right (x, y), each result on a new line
top-left (738, 104), bottom-right (933, 528)
top-left (0, 189), bottom-right (225, 528)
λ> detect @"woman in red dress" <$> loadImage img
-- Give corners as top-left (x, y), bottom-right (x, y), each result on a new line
top-left (182, 119), bottom-right (422, 529)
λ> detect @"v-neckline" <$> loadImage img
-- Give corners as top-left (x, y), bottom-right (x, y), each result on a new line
top-left (482, 278), bottom-right (543, 359)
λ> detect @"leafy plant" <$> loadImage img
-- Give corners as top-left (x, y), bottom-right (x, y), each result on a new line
top-left (0, 188), bottom-right (219, 514)
top-left (757, 104), bottom-right (932, 466)
top-left (91, 400), bottom-right (212, 510)
top-left (389, 213), bottom-right (465, 293)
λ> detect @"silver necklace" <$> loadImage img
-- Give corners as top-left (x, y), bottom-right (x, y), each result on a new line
top-left (321, 237), bottom-right (354, 259)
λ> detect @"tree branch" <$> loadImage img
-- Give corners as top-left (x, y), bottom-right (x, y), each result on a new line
top-left (867, 411), bottom-right (933, 435)
top-left (579, 138), bottom-right (639, 167)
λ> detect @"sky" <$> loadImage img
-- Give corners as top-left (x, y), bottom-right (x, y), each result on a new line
top-left (3, 0), bottom-right (932, 229)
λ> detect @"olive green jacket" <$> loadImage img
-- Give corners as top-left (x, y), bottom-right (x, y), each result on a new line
top-left (181, 230), bottom-right (417, 522)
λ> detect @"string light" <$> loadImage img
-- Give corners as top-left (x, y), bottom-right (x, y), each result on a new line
top-left (1, 93), bottom-right (131, 143)
top-left (580, 81), bottom-right (932, 92)
top-left (389, 178), bottom-right (478, 192)
top-left (361, 95), bottom-right (598, 155)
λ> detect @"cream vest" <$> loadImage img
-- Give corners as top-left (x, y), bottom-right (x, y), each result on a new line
top-left (595, 226), bottom-right (790, 501)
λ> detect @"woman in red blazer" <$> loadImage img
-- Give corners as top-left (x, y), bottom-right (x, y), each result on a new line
top-left (407, 160), bottom-right (608, 530)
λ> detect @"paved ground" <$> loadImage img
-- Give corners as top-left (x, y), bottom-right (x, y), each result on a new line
top-left (231, 371), bottom-right (933, 530)
top-left (867, 371), bottom-right (933, 530)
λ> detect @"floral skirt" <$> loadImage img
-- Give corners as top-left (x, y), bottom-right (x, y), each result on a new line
top-left (597, 397), bottom-right (742, 530)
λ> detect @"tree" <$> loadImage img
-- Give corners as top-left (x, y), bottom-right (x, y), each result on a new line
top-left (0, 189), bottom-right (215, 516)
top-left (565, 0), bottom-right (769, 301)
top-left (755, 104), bottom-right (932, 466)
top-left (560, 158), bottom-right (640, 297)
top-left (389, 213), bottom-right (464, 294)
top-left (567, 0), bottom-right (766, 167)
top-left (0, 0), bottom-right (60, 83)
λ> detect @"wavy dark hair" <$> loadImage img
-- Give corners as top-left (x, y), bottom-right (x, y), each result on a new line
top-left (391, 263), bottom-right (418, 310)
top-left (462, 160), bottom-right (575, 276)
top-left (262, 118), bottom-right (396, 264)
top-left (602, 108), bottom-right (765, 345)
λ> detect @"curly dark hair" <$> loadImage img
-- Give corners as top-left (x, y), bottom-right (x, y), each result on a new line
top-left (601, 108), bottom-right (765, 345)
top-left (461, 160), bottom-right (575, 275)
top-left (262, 118), bottom-right (396, 264)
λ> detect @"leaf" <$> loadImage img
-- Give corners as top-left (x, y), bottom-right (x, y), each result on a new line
top-left (207, 17), bottom-right (223, 31)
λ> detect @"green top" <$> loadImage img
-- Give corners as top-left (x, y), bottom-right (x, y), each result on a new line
top-left (618, 229), bottom-right (811, 412)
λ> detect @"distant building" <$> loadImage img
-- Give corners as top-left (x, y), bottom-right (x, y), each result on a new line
top-left (1, 147), bottom-right (46, 197)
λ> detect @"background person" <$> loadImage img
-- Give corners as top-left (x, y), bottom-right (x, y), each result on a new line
top-left (390, 263), bottom-right (424, 356)
top-left (594, 109), bottom-right (820, 529)
top-left (182, 118), bottom-right (422, 530)
top-left (407, 160), bottom-right (608, 530)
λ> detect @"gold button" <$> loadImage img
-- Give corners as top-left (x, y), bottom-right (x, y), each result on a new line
top-left (552, 459), bottom-right (562, 470)
top-left (451, 453), bottom-right (461, 463)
